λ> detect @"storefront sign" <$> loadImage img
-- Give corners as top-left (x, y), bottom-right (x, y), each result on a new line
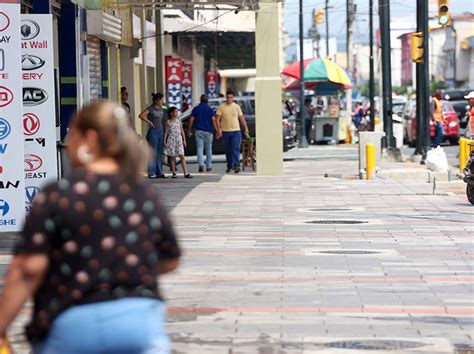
top-left (0, 4), bottom-right (25, 232)
top-left (181, 61), bottom-right (192, 110)
top-left (165, 56), bottom-right (182, 111)
top-left (206, 70), bottom-right (219, 98)
top-left (22, 14), bottom-right (57, 212)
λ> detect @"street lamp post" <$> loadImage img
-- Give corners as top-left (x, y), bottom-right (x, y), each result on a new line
top-left (298, 0), bottom-right (308, 148)
top-left (368, 0), bottom-right (375, 131)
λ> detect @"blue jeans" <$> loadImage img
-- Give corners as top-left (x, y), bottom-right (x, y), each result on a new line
top-left (34, 298), bottom-right (169, 354)
top-left (433, 121), bottom-right (444, 146)
top-left (196, 130), bottom-right (213, 168)
top-left (147, 128), bottom-right (164, 176)
top-left (222, 131), bottom-right (242, 169)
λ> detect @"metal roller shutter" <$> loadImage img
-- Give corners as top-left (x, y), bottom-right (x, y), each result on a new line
top-left (87, 35), bottom-right (102, 101)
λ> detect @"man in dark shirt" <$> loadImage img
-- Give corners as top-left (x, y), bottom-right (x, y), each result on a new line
top-left (188, 95), bottom-right (218, 172)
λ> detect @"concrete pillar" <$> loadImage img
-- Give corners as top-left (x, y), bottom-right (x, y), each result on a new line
top-left (255, 0), bottom-right (283, 175)
top-left (139, 9), bottom-right (148, 110)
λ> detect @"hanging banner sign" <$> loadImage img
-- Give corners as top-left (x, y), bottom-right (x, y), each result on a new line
top-left (165, 56), bottom-right (182, 111)
top-left (0, 4), bottom-right (25, 232)
top-left (206, 70), bottom-right (218, 98)
top-left (21, 14), bottom-right (58, 212)
top-left (181, 61), bottom-right (192, 111)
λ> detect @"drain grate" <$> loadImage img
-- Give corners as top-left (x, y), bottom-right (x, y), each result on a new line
top-left (306, 220), bottom-right (368, 224)
top-left (318, 250), bottom-right (381, 255)
top-left (324, 340), bottom-right (425, 350)
top-left (309, 208), bottom-right (354, 212)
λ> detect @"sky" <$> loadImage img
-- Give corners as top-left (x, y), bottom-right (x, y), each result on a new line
top-left (284, 0), bottom-right (473, 47)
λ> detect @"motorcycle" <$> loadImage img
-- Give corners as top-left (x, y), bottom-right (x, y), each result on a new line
top-left (464, 142), bottom-right (474, 205)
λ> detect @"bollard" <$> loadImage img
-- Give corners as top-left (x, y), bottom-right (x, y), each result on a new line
top-left (366, 143), bottom-right (376, 180)
top-left (460, 138), bottom-right (467, 173)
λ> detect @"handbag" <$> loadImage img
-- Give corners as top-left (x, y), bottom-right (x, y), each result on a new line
top-left (0, 337), bottom-right (12, 354)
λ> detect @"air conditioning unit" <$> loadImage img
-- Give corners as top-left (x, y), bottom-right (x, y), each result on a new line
top-left (87, 10), bottom-right (122, 43)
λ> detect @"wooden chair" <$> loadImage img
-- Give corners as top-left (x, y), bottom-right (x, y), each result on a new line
top-left (241, 140), bottom-right (255, 171)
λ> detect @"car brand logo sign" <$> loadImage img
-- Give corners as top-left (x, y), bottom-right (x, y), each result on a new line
top-left (24, 154), bottom-right (43, 172)
top-left (25, 186), bottom-right (40, 204)
top-left (23, 87), bottom-right (48, 106)
top-left (21, 19), bottom-right (40, 40)
top-left (21, 54), bottom-right (45, 71)
top-left (0, 49), bottom-right (4, 71)
top-left (0, 118), bottom-right (11, 140)
top-left (0, 12), bottom-right (10, 32)
top-left (0, 86), bottom-right (13, 107)
top-left (0, 199), bottom-right (10, 217)
top-left (23, 113), bottom-right (40, 136)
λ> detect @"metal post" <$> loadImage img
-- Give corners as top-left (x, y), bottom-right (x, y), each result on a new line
top-left (414, 0), bottom-right (424, 156)
top-left (369, 0), bottom-right (375, 131)
top-left (325, 0), bottom-right (329, 57)
top-left (346, 0), bottom-right (354, 138)
top-left (298, 0), bottom-right (308, 148)
top-left (379, 0), bottom-right (395, 148)
top-left (421, 0), bottom-right (431, 156)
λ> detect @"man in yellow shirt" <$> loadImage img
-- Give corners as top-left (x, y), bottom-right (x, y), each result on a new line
top-left (216, 90), bottom-right (249, 173)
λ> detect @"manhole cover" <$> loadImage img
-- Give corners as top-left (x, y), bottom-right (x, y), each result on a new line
top-left (324, 340), bottom-right (425, 350)
top-left (306, 220), bottom-right (368, 224)
top-left (318, 250), bottom-right (381, 255)
top-left (309, 208), bottom-right (354, 212)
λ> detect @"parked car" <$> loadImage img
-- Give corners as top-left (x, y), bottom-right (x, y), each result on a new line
top-left (180, 96), bottom-right (296, 156)
top-left (407, 99), bottom-right (459, 146)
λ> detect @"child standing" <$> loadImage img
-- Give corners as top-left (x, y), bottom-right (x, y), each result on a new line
top-left (165, 107), bottom-right (193, 179)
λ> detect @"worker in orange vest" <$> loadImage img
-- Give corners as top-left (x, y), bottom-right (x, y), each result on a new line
top-left (464, 91), bottom-right (474, 139)
top-left (432, 94), bottom-right (444, 147)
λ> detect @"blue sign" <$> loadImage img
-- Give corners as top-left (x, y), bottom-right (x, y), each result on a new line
top-left (0, 118), bottom-right (11, 140)
top-left (0, 199), bottom-right (10, 217)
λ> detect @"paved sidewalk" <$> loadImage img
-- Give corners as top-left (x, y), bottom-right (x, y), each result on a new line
top-left (2, 145), bottom-right (473, 353)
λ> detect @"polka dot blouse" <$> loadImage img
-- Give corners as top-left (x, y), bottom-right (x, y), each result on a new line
top-left (15, 170), bottom-right (181, 342)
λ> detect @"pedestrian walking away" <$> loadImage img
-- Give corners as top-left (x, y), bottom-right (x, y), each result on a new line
top-left (188, 94), bottom-right (218, 172)
top-left (165, 107), bottom-right (192, 179)
top-left (216, 90), bottom-right (250, 173)
top-left (139, 93), bottom-right (168, 179)
top-left (432, 95), bottom-right (444, 147)
top-left (0, 102), bottom-right (181, 354)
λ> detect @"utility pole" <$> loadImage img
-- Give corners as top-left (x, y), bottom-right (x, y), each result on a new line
top-left (298, 0), bottom-right (308, 148)
top-left (414, 0), bottom-right (431, 160)
top-left (378, 0), bottom-right (396, 148)
top-left (346, 0), bottom-right (354, 133)
top-left (325, 0), bottom-right (329, 57)
top-left (368, 0), bottom-right (375, 131)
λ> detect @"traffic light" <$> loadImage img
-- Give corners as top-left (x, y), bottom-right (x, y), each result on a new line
top-left (411, 32), bottom-right (424, 63)
top-left (438, 0), bottom-right (451, 26)
top-left (315, 9), bottom-right (325, 25)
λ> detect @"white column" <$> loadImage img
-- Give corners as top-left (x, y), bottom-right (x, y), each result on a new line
top-left (255, 0), bottom-right (283, 175)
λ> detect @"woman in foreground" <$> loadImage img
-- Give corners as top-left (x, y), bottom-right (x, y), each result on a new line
top-left (0, 102), bottom-right (181, 353)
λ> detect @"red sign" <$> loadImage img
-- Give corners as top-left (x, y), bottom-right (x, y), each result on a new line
top-left (23, 112), bottom-right (40, 136)
top-left (206, 71), bottom-right (218, 97)
top-left (24, 153), bottom-right (42, 172)
top-left (0, 12), bottom-right (10, 32)
top-left (165, 56), bottom-right (183, 110)
top-left (182, 62), bottom-right (192, 110)
top-left (0, 86), bottom-right (13, 107)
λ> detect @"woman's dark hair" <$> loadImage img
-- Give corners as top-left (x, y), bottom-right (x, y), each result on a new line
top-left (200, 95), bottom-right (209, 104)
top-left (226, 90), bottom-right (235, 97)
top-left (151, 93), bottom-right (164, 103)
top-left (168, 106), bottom-right (178, 118)
top-left (120, 86), bottom-right (127, 93)
top-left (73, 102), bottom-right (146, 183)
